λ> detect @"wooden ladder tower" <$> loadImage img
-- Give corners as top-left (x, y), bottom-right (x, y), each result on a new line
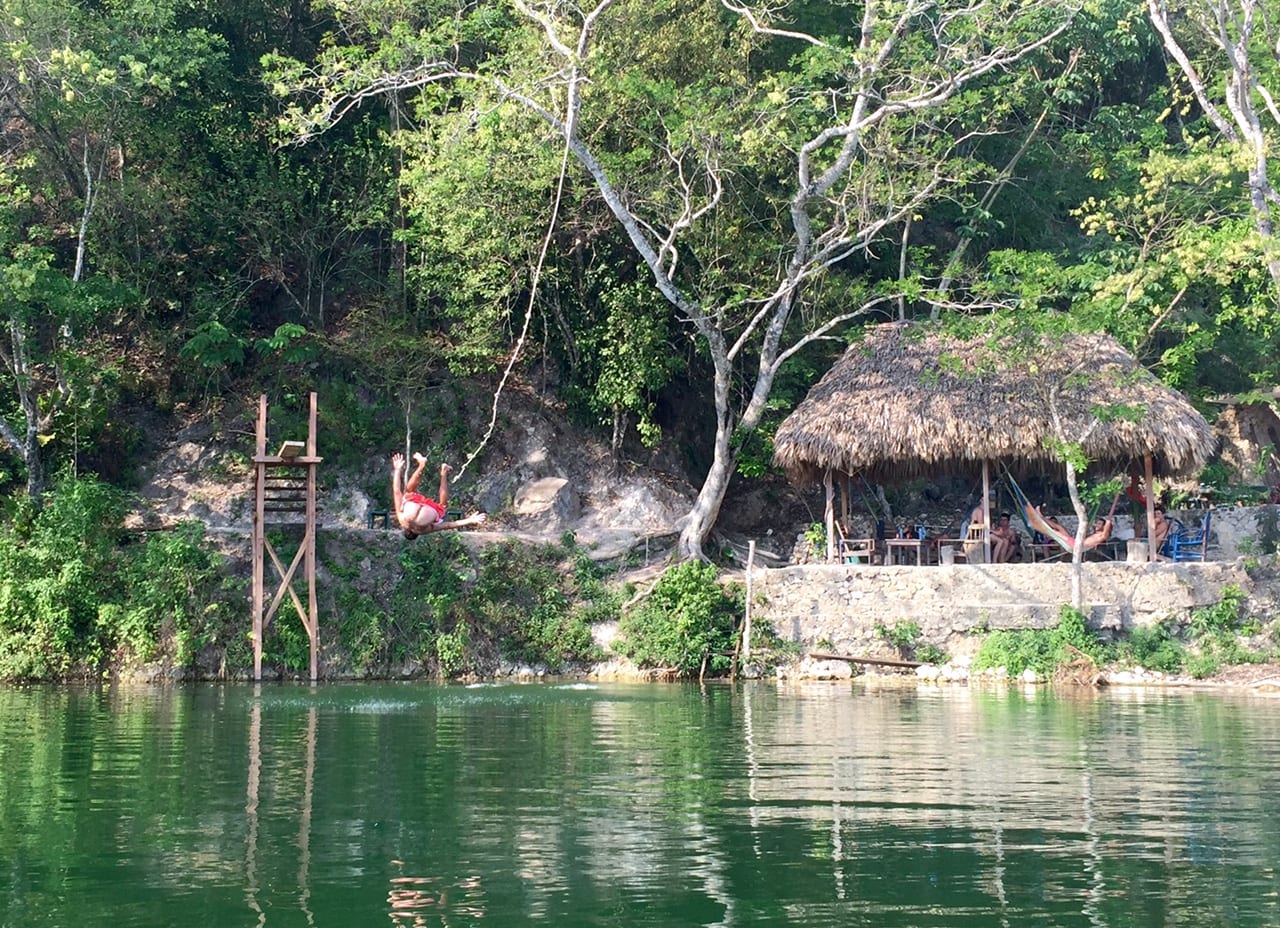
top-left (251, 392), bottom-right (322, 681)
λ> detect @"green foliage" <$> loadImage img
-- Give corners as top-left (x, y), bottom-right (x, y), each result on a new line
top-left (616, 561), bottom-right (740, 677)
top-left (732, 428), bottom-right (775, 479)
top-left (1119, 621), bottom-right (1186, 674)
top-left (1252, 506), bottom-right (1280, 556)
top-left (255, 323), bottom-right (317, 364)
top-left (972, 628), bottom-right (1059, 677)
top-left (916, 642), bottom-right (949, 666)
top-left (1189, 584), bottom-right (1246, 637)
top-left (1111, 587), bottom-right (1266, 678)
top-left (1181, 585), bottom-right (1265, 679)
top-left (261, 602), bottom-right (313, 672)
top-left (470, 539), bottom-right (610, 670)
top-left (972, 606), bottom-right (1106, 677)
top-left (180, 321), bottom-right (248, 370)
top-left (117, 520), bottom-right (231, 666)
top-left (875, 620), bottom-right (922, 653)
top-left (435, 623), bottom-right (469, 677)
top-left (336, 591), bottom-right (390, 676)
top-left (0, 475), bottom-right (234, 680)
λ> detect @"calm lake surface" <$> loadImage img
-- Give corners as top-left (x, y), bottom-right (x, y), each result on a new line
top-left (2, 681), bottom-right (1279, 927)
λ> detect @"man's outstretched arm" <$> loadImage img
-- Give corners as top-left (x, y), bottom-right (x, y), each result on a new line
top-left (390, 453), bottom-right (407, 527)
top-left (424, 511), bottom-right (488, 533)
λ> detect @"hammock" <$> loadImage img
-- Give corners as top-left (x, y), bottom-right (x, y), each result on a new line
top-left (1003, 470), bottom-right (1122, 554)
top-left (1005, 474), bottom-right (1076, 552)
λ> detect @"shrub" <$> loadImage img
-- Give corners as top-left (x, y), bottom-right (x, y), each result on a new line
top-left (1120, 621), bottom-right (1186, 674)
top-left (616, 561), bottom-right (741, 677)
top-left (972, 628), bottom-right (1059, 677)
top-left (875, 619), bottom-right (948, 664)
top-left (972, 606), bottom-right (1106, 677)
top-left (1189, 585), bottom-right (1246, 637)
top-left (0, 476), bottom-right (233, 680)
top-left (120, 520), bottom-right (230, 666)
top-left (466, 539), bottom-right (613, 671)
top-left (336, 592), bottom-right (389, 676)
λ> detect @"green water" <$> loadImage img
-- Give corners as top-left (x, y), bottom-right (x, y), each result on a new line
top-left (1, 681), bottom-right (1278, 927)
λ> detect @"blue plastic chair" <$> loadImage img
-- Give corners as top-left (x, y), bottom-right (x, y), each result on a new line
top-left (1167, 511), bottom-right (1212, 562)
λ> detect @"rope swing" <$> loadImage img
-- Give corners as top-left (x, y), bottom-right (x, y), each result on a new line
top-left (451, 133), bottom-right (573, 483)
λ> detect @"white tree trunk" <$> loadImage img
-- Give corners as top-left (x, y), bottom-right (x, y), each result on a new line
top-left (1147, 0), bottom-right (1280, 290)
top-left (281, 0), bottom-right (1078, 560)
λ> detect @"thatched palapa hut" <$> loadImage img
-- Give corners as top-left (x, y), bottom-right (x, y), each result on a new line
top-left (772, 324), bottom-right (1216, 562)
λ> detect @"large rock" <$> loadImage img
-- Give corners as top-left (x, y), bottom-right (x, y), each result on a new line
top-left (512, 476), bottom-right (581, 529)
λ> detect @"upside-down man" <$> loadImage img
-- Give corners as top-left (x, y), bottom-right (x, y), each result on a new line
top-left (390, 452), bottom-right (487, 539)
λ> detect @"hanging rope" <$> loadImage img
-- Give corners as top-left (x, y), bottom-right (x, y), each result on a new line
top-left (451, 138), bottom-right (572, 483)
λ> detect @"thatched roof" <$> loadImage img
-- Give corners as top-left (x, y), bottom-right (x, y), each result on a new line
top-left (772, 324), bottom-right (1216, 485)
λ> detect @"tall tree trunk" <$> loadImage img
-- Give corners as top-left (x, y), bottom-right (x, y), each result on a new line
top-left (0, 318), bottom-right (49, 502)
top-left (1147, 0), bottom-right (1280, 292)
top-left (1064, 459), bottom-right (1087, 613)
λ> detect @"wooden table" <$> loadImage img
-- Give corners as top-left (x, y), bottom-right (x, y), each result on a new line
top-left (885, 538), bottom-right (929, 565)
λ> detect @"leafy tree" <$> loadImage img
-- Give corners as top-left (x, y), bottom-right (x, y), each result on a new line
top-left (0, 0), bottom-right (227, 495)
top-left (270, 0), bottom-right (1082, 559)
top-left (1147, 0), bottom-right (1280, 292)
top-left (0, 164), bottom-right (132, 498)
top-left (616, 560), bottom-right (739, 677)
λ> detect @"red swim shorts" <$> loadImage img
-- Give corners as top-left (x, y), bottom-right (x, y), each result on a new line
top-left (404, 491), bottom-right (447, 520)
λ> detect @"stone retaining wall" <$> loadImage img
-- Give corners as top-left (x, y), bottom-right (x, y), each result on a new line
top-left (751, 561), bottom-right (1254, 659)
top-left (1197, 504), bottom-right (1276, 559)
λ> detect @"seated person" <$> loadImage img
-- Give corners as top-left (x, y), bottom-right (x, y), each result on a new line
top-left (1082, 516), bottom-right (1113, 552)
top-left (961, 494), bottom-right (995, 562)
top-left (1141, 504), bottom-right (1170, 555)
top-left (991, 512), bottom-right (1020, 563)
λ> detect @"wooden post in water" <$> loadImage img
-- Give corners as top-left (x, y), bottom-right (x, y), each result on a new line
top-left (251, 392), bottom-right (322, 681)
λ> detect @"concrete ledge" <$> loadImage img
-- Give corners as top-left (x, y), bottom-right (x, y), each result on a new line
top-left (753, 561), bottom-right (1252, 657)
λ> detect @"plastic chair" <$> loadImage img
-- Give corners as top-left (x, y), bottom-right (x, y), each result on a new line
top-left (1167, 510), bottom-right (1212, 562)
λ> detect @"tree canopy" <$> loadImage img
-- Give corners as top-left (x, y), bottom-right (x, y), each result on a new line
top-left (0, 0), bottom-right (1275, 556)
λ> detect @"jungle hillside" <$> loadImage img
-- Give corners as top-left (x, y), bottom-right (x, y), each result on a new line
top-left (3, 0), bottom-right (1280, 680)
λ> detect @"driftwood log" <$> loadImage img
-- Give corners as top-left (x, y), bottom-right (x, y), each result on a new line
top-left (807, 651), bottom-right (922, 669)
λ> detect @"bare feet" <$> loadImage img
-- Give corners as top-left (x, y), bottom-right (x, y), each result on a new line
top-left (413, 452), bottom-right (428, 466)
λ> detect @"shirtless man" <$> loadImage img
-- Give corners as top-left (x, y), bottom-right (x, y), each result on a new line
top-left (1143, 505), bottom-right (1170, 556)
top-left (991, 513), bottom-right (1019, 562)
top-left (391, 452), bottom-right (486, 539)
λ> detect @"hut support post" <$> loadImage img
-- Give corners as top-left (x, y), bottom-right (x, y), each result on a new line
top-left (841, 476), bottom-right (850, 533)
top-left (1145, 453), bottom-right (1156, 562)
top-left (982, 459), bottom-right (992, 563)
top-left (824, 470), bottom-right (836, 563)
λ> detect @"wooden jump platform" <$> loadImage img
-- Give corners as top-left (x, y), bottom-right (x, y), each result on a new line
top-left (251, 393), bottom-right (321, 681)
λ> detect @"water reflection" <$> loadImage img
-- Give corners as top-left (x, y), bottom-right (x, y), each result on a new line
top-left (245, 692), bottom-right (263, 928)
top-left (387, 870), bottom-right (485, 925)
top-left (244, 686), bottom-right (318, 926)
top-left (1, 682), bottom-right (1279, 927)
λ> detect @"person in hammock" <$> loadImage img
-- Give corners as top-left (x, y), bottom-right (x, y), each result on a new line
top-left (1032, 504), bottom-right (1113, 552)
top-left (391, 452), bottom-right (487, 539)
